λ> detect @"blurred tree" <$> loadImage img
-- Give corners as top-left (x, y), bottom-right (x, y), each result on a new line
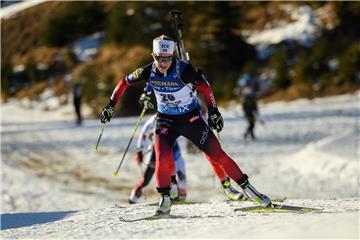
top-left (1, 62), bottom-right (13, 99)
top-left (311, 36), bottom-right (330, 89)
top-left (241, 61), bottom-right (258, 77)
top-left (105, 2), bottom-right (176, 46)
top-left (43, 2), bottom-right (105, 47)
top-left (338, 43), bottom-right (359, 84)
top-left (318, 72), bottom-right (333, 91)
top-left (333, 2), bottom-right (360, 39)
top-left (185, 2), bottom-right (257, 101)
top-left (292, 50), bottom-right (313, 96)
top-left (106, 3), bottom-right (139, 45)
top-left (269, 46), bottom-right (290, 89)
top-left (25, 57), bottom-right (37, 85)
top-left (312, 36), bottom-right (327, 65)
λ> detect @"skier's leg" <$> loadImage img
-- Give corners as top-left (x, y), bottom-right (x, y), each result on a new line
top-left (173, 142), bottom-right (187, 201)
top-left (244, 114), bottom-right (252, 139)
top-left (204, 155), bottom-right (245, 200)
top-left (183, 119), bottom-right (245, 182)
top-left (249, 114), bottom-right (256, 140)
top-left (143, 150), bottom-right (156, 187)
top-left (204, 155), bottom-right (226, 181)
top-left (128, 151), bottom-right (156, 204)
top-left (74, 98), bottom-right (82, 124)
top-left (204, 156), bottom-right (244, 201)
top-left (168, 151), bottom-right (179, 200)
top-left (154, 133), bottom-right (176, 190)
top-left (154, 118), bottom-right (179, 214)
top-left (182, 115), bottom-right (270, 206)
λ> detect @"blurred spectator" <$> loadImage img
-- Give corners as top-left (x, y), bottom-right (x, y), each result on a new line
top-left (73, 82), bottom-right (83, 125)
top-left (241, 75), bottom-right (259, 141)
top-left (66, 74), bottom-right (83, 125)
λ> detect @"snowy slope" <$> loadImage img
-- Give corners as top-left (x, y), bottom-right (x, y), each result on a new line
top-left (1, 93), bottom-right (359, 238)
top-left (1, 199), bottom-right (358, 239)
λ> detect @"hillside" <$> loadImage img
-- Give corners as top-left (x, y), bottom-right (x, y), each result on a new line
top-left (1, 2), bottom-right (67, 62)
top-left (1, 2), bottom-right (359, 115)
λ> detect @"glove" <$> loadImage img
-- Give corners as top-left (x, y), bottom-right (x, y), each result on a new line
top-left (208, 108), bottom-right (224, 132)
top-left (134, 151), bottom-right (143, 165)
top-left (139, 93), bottom-right (154, 110)
top-left (100, 101), bottom-right (115, 123)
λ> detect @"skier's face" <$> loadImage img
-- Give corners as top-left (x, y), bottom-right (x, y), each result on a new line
top-left (153, 53), bottom-right (173, 73)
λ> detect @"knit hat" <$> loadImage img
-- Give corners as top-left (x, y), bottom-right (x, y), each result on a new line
top-left (153, 35), bottom-right (175, 54)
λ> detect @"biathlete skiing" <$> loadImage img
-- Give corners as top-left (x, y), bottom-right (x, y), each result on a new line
top-left (100, 35), bottom-right (271, 216)
top-left (129, 113), bottom-right (246, 204)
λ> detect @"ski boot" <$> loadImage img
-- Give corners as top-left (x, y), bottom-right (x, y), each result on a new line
top-left (239, 179), bottom-right (271, 207)
top-left (170, 176), bottom-right (179, 200)
top-left (128, 188), bottom-right (142, 204)
top-left (155, 192), bottom-right (172, 216)
top-left (221, 178), bottom-right (245, 201)
top-left (177, 188), bottom-right (187, 202)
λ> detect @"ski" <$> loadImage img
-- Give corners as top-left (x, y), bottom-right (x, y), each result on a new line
top-left (147, 200), bottom-right (201, 206)
top-left (119, 213), bottom-right (171, 222)
top-left (234, 203), bottom-right (322, 213)
top-left (236, 197), bottom-right (287, 203)
top-left (147, 197), bottom-right (286, 206)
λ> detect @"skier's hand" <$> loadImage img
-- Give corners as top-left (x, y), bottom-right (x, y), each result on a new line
top-left (100, 101), bottom-right (115, 123)
top-left (134, 151), bottom-right (143, 165)
top-left (208, 108), bottom-right (224, 132)
top-left (139, 93), bottom-right (154, 110)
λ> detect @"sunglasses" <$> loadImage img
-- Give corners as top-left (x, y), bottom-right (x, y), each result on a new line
top-left (153, 54), bottom-right (173, 63)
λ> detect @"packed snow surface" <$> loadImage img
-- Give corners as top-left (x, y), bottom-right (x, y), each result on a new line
top-left (1, 93), bottom-right (359, 239)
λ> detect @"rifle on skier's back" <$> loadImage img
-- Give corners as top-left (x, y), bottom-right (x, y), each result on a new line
top-left (170, 10), bottom-right (189, 62)
top-left (170, 10), bottom-right (222, 147)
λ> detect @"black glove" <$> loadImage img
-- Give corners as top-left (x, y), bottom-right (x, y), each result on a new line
top-left (100, 101), bottom-right (115, 123)
top-left (208, 108), bottom-right (224, 132)
top-left (139, 93), bottom-right (154, 110)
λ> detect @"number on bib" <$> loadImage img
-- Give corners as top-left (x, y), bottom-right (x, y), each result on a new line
top-left (160, 94), bottom-right (175, 102)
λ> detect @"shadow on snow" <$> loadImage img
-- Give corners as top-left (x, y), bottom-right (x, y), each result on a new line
top-left (1, 211), bottom-right (77, 230)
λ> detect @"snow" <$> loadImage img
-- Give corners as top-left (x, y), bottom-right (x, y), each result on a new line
top-left (1, 93), bottom-right (359, 238)
top-left (72, 32), bottom-right (104, 63)
top-left (0, 0), bottom-right (47, 19)
top-left (244, 5), bottom-right (321, 59)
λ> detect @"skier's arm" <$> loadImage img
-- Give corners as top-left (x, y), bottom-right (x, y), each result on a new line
top-left (139, 82), bottom-right (155, 110)
top-left (194, 70), bottom-right (217, 110)
top-left (100, 65), bottom-right (150, 123)
top-left (111, 65), bottom-right (152, 106)
top-left (109, 79), bottom-right (130, 106)
top-left (99, 78), bottom-right (131, 123)
top-left (194, 70), bottom-right (224, 132)
top-left (181, 64), bottom-right (217, 110)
